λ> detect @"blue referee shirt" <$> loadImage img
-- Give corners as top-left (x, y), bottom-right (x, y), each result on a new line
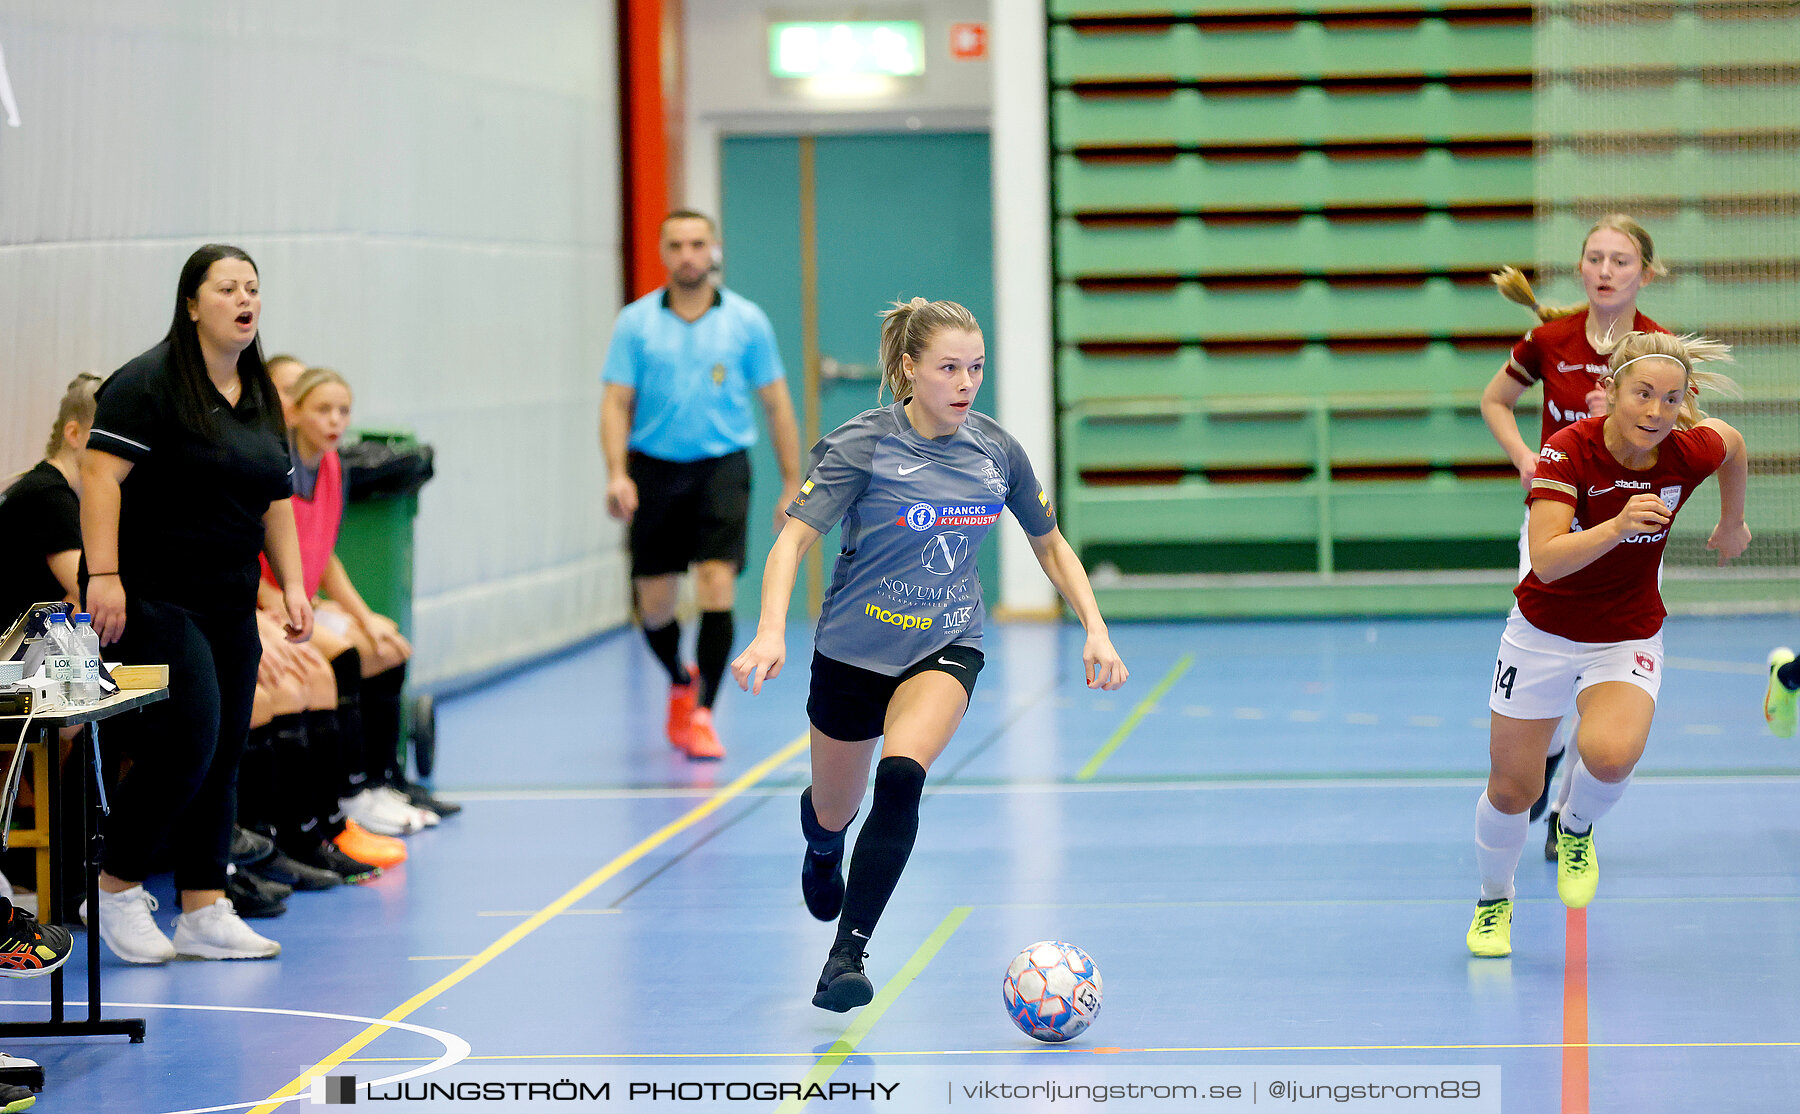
top-left (601, 286), bottom-right (787, 462)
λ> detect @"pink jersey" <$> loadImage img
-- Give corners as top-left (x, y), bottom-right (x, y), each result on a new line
top-left (1506, 310), bottom-right (1667, 447)
top-left (1515, 417), bottom-right (1725, 642)
top-left (260, 448), bottom-right (343, 600)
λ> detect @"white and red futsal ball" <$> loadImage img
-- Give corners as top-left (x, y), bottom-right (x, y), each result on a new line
top-left (1002, 941), bottom-right (1102, 1042)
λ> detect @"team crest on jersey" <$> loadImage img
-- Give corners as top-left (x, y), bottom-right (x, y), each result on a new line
top-left (981, 461), bottom-right (1007, 496)
top-left (710, 363), bottom-right (726, 386)
top-left (922, 532), bottom-right (969, 574)
top-left (1659, 485), bottom-right (1682, 511)
top-left (1634, 652), bottom-right (1655, 674)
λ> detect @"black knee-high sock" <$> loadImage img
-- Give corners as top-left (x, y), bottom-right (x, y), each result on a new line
top-left (696, 611), bottom-right (733, 709)
top-left (801, 786), bottom-right (851, 862)
top-left (362, 664), bottom-right (407, 788)
top-left (268, 714), bottom-right (319, 848)
top-left (238, 721), bottom-right (284, 835)
top-left (643, 621), bottom-right (691, 686)
top-left (304, 709), bottom-right (352, 838)
top-left (835, 757), bottom-right (926, 947)
top-left (330, 649), bottom-right (369, 793)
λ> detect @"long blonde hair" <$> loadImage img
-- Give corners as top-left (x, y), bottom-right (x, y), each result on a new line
top-left (44, 372), bottom-right (103, 458)
top-left (877, 298), bottom-right (982, 404)
top-left (1604, 330), bottom-right (1737, 431)
top-left (290, 366), bottom-right (351, 414)
top-left (1493, 214), bottom-right (1669, 338)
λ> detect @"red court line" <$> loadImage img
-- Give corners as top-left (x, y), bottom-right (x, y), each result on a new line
top-left (1563, 907), bottom-right (1590, 1114)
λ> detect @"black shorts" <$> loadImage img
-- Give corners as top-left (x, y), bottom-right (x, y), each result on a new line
top-left (806, 645), bottom-right (985, 742)
top-left (626, 449), bottom-right (750, 577)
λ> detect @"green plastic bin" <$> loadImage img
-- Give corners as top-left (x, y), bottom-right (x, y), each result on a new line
top-left (334, 429), bottom-right (426, 639)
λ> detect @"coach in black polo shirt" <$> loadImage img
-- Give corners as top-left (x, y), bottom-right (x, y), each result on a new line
top-left (80, 244), bottom-right (313, 964)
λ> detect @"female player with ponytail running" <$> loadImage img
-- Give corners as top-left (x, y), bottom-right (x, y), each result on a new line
top-left (1466, 331), bottom-right (1749, 957)
top-left (1482, 215), bottom-right (1672, 842)
top-left (732, 297), bottom-right (1127, 1011)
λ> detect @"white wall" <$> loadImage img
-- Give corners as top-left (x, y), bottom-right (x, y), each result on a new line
top-left (0, 0), bottom-right (624, 686)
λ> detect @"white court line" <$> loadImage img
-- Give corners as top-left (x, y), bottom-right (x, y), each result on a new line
top-left (0, 1000), bottom-right (469, 1114)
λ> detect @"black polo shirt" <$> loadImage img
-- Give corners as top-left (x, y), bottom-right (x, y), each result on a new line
top-left (88, 342), bottom-right (293, 614)
top-left (0, 461), bottom-right (81, 625)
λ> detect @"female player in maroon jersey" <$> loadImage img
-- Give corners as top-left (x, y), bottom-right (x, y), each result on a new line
top-left (1466, 330), bottom-right (1748, 957)
top-left (1482, 215), bottom-right (1672, 842)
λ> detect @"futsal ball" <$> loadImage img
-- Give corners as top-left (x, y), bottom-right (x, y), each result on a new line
top-left (1002, 941), bottom-right (1102, 1043)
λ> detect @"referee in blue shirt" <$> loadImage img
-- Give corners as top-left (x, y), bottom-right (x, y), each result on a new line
top-left (600, 211), bottom-right (802, 759)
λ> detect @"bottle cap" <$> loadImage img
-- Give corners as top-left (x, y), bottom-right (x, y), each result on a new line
top-left (74, 613), bottom-right (92, 623)
top-left (48, 613), bottom-right (68, 622)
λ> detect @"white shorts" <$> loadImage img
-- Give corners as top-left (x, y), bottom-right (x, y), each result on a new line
top-left (1488, 607), bottom-right (1663, 720)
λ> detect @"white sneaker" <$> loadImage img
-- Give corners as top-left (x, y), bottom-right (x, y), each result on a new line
top-left (79, 886), bottom-right (176, 964)
top-left (172, 898), bottom-right (280, 960)
top-left (340, 787), bottom-right (420, 836)
top-left (378, 785), bottom-right (439, 828)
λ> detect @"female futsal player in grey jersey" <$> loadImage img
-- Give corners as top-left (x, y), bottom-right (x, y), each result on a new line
top-left (732, 298), bottom-right (1128, 1011)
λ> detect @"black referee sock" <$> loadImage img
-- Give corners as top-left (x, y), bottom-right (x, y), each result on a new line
top-left (643, 620), bottom-right (691, 687)
top-left (834, 756), bottom-right (927, 949)
top-left (696, 611), bottom-right (734, 709)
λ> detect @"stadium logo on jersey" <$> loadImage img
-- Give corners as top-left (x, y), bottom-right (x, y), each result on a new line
top-left (1659, 485), bottom-right (1682, 511)
top-left (1556, 360), bottom-right (1607, 376)
top-left (922, 531), bottom-right (969, 574)
top-left (899, 503), bottom-right (1000, 531)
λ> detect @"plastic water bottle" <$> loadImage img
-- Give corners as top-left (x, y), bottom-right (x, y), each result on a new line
top-left (42, 613), bottom-right (77, 706)
top-left (70, 613), bottom-right (103, 705)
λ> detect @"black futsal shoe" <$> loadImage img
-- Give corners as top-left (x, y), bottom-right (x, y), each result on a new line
top-left (226, 869), bottom-right (288, 919)
top-left (402, 780), bottom-right (462, 818)
top-left (1530, 751), bottom-right (1563, 822)
top-left (293, 839), bottom-right (380, 884)
top-left (258, 851), bottom-right (342, 892)
top-left (801, 850), bottom-right (845, 922)
top-left (1543, 810), bottom-right (1561, 861)
top-left (812, 941), bottom-right (874, 1012)
top-left (230, 825), bottom-right (278, 868)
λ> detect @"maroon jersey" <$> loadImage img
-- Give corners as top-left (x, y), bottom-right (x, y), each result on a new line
top-left (1515, 416), bottom-right (1725, 642)
top-left (1506, 310), bottom-right (1667, 447)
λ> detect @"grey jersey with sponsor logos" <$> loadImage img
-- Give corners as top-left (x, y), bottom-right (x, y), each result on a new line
top-left (788, 401), bottom-right (1057, 676)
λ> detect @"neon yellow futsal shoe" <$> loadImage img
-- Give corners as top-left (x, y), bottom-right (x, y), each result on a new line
top-left (1557, 823), bottom-right (1598, 908)
top-left (1466, 899), bottom-right (1513, 958)
top-left (1765, 647), bottom-right (1796, 738)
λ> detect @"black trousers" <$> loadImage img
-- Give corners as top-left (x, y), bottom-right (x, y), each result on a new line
top-left (100, 597), bottom-right (260, 892)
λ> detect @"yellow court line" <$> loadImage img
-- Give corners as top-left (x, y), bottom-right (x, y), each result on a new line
top-left (776, 906), bottom-right (973, 1114)
top-left (248, 732), bottom-right (811, 1114)
top-left (1075, 654), bottom-right (1193, 781)
top-left (340, 1037), bottom-right (1800, 1064)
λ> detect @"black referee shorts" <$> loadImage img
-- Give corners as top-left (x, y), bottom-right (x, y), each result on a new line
top-left (626, 449), bottom-right (750, 578)
top-left (806, 644), bottom-right (985, 742)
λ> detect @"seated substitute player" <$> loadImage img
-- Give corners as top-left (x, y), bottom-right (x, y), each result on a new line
top-left (1467, 331), bottom-right (1749, 958)
top-left (732, 297), bottom-right (1128, 1011)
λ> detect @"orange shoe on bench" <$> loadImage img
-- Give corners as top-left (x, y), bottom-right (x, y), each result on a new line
top-left (684, 707), bottom-right (725, 760)
top-left (335, 820), bottom-right (407, 868)
top-left (667, 665), bottom-right (698, 751)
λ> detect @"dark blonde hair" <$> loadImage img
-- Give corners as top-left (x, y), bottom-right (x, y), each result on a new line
top-left (1604, 330), bottom-right (1737, 431)
top-left (1493, 214), bottom-right (1668, 341)
top-left (877, 298), bottom-right (982, 404)
top-left (290, 366), bottom-right (351, 412)
top-left (44, 372), bottom-right (103, 457)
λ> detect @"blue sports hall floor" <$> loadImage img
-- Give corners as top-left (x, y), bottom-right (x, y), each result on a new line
top-left (4, 612), bottom-right (1797, 1113)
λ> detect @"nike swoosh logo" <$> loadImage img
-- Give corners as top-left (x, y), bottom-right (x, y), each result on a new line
top-left (850, 929), bottom-right (868, 939)
top-left (1588, 485), bottom-right (1620, 497)
top-left (937, 657), bottom-right (965, 669)
top-left (898, 462), bottom-right (929, 475)
top-left (1631, 669), bottom-right (1652, 680)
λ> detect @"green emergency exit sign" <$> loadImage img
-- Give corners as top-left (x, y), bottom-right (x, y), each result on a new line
top-left (769, 21), bottom-right (925, 78)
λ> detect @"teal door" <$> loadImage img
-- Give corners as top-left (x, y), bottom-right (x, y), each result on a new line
top-left (721, 131), bottom-right (996, 621)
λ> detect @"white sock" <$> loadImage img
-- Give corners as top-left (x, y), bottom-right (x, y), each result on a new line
top-left (1561, 759), bottom-right (1629, 835)
top-left (1475, 792), bottom-right (1529, 900)
top-left (1552, 721), bottom-right (1580, 811)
